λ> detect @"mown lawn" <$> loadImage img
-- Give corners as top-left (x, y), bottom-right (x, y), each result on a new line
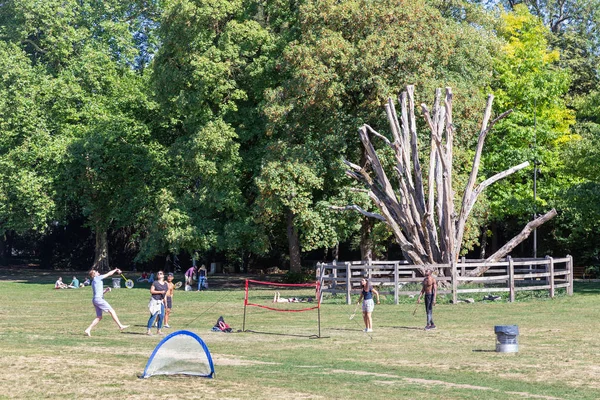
top-left (0, 267), bottom-right (598, 399)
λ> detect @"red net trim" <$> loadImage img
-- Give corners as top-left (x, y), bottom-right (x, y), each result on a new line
top-left (246, 279), bottom-right (318, 288)
top-left (246, 303), bottom-right (320, 312)
top-left (244, 279), bottom-right (321, 311)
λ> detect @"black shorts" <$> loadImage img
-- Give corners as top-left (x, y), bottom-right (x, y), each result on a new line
top-left (166, 296), bottom-right (173, 309)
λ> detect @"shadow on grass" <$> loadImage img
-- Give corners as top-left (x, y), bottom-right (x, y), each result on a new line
top-left (387, 325), bottom-right (425, 331)
top-left (472, 349), bottom-right (496, 353)
top-left (243, 329), bottom-right (325, 339)
top-left (573, 281), bottom-right (600, 295)
top-left (329, 327), bottom-right (368, 332)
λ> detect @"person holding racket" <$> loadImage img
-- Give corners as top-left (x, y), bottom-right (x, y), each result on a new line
top-left (84, 268), bottom-right (129, 336)
top-left (147, 270), bottom-right (168, 335)
top-left (358, 278), bottom-right (380, 333)
top-left (417, 269), bottom-right (437, 330)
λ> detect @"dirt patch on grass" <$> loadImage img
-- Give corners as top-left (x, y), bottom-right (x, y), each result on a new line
top-left (213, 354), bottom-right (281, 367)
top-left (331, 368), bottom-right (562, 399)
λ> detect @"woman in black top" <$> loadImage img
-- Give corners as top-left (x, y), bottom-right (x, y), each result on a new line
top-left (147, 270), bottom-right (168, 335)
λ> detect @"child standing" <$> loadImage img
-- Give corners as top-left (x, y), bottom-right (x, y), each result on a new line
top-left (164, 272), bottom-right (175, 328)
top-left (358, 278), bottom-right (380, 333)
top-left (417, 269), bottom-right (437, 330)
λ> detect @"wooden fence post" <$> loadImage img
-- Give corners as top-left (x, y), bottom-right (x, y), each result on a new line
top-left (461, 256), bottom-right (466, 277)
top-left (547, 256), bottom-right (555, 298)
top-left (346, 262), bottom-right (351, 305)
top-left (567, 255), bottom-right (574, 296)
top-left (451, 260), bottom-right (457, 304)
top-left (508, 256), bottom-right (515, 302)
top-left (394, 262), bottom-right (399, 305)
top-left (332, 260), bottom-right (337, 292)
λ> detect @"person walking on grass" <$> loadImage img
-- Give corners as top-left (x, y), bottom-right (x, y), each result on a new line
top-left (84, 268), bottom-right (129, 337)
top-left (358, 278), bottom-right (380, 333)
top-left (164, 272), bottom-right (175, 328)
top-left (417, 269), bottom-right (437, 330)
top-left (147, 270), bottom-right (168, 335)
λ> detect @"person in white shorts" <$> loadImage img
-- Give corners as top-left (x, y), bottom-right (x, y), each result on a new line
top-left (358, 278), bottom-right (380, 333)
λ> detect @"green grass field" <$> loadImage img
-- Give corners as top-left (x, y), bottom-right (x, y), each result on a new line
top-left (1, 267), bottom-right (599, 399)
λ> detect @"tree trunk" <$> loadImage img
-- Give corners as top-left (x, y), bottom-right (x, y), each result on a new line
top-left (360, 217), bottom-right (374, 262)
top-left (92, 230), bottom-right (110, 272)
top-left (0, 233), bottom-right (6, 266)
top-left (479, 226), bottom-right (488, 259)
top-left (286, 209), bottom-right (302, 272)
top-left (331, 242), bottom-right (339, 262)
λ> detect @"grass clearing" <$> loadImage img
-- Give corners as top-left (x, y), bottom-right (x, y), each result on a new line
top-left (0, 267), bottom-right (598, 399)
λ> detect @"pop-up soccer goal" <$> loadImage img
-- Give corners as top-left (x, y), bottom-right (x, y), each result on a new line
top-left (141, 330), bottom-right (215, 378)
top-left (243, 279), bottom-right (322, 338)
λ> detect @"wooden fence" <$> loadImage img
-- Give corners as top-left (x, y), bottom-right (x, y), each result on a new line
top-left (316, 255), bottom-right (573, 305)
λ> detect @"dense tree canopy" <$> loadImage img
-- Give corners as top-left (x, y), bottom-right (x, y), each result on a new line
top-left (1, 0), bottom-right (600, 270)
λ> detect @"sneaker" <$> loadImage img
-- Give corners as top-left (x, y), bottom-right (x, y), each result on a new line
top-left (164, 324), bottom-right (170, 328)
top-left (363, 328), bottom-right (368, 332)
top-left (366, 328), bottom-right (373, 333)
top-left (430, 324), bottom-right (436, 330)
top-left (425, 325), bottom-right (431, 330)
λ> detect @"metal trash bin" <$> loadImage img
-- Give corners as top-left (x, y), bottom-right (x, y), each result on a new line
top-left (112, 278), bottom-right (122, 289)
top-left (494, 325), bottom-right (519, 353)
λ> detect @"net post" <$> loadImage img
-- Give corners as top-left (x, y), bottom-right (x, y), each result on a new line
top-left (243, 279), bottom-right (248, 331)
top-left (317, 281), bottom-right (321, 338)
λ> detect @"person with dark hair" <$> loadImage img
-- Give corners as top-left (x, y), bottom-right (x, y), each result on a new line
top-left (184, 265), bottom-right (196, 290)
top-left (197, 265), bottom-right (207, 291)
top-left (147, 270), bottom-right (168, 335)
top-left (358, 278), bottom-right (380, 333)
top-left (55, 277), bottom-right (68, 289)
top-left (84, 268), bottom-right (129, 336)
top-left (417, 269), bottom-right (437, 330)
top-left (164, 272), bottom-right (175, 328)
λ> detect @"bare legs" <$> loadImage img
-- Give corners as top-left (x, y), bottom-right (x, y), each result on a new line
top-left (84, 317), bottom-right (101, 336)
top-left (363, 311), bottom-right (373, 332)
top-left (84, 310), bottom-right (128, 337)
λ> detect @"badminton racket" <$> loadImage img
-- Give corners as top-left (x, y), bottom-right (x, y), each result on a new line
top-left (412, 303), bottom-right (419, 316)
top-left (120, 273), bottom-right (135, 289)
top-left (349, 302), bottom-right (360, 320)
top-left (175, 281), bottom-right (183, 289)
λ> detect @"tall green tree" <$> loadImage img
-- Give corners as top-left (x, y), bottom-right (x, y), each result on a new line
top-left (0, 0), bottom-right (162, 269)
top-left (263, 0), bottom-right (500, 268)
top-left (484, 4), bottom-right (575, 253)
top-left (147, 0), bottom-right (278, 265)
top-left (0, 42), bottom-right (57, 263)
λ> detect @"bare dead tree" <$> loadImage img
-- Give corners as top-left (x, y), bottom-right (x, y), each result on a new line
top-left (338, 86), bottom-right (556, 276)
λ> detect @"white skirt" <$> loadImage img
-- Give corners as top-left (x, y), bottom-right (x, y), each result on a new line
top-left (362, 299), bottom-right (375, 313)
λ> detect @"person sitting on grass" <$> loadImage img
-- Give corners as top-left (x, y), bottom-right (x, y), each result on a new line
top-left (55, 277), bottom-right (68, 289)
top-left (273, 292), bottom-right (305, 303)
top-left (84, 268), bottom-right (129, 337)
top-left (137, 271), bottom-right (149, 282)
top-left (68, 276), bottom-right (80, 288)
